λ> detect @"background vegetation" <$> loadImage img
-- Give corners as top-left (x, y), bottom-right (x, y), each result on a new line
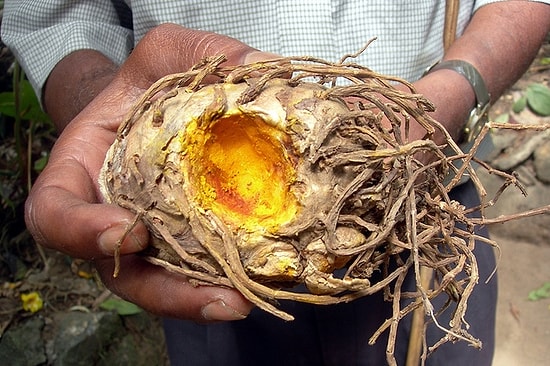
top-left (0, 31), bottom-right (56, 286)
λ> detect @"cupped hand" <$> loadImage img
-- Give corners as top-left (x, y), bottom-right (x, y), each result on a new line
top-left (25, 23), bottom-right (277, 321)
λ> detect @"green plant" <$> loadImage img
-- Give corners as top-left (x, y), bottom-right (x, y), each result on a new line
top-left (99, 298), bottom-right (143, 316)
top-left (528, 282), bottom-right (550, 301)
top-left (0, 61), bottom-right (55, 279)
top-left (512, 83), bottom-right (550, 116)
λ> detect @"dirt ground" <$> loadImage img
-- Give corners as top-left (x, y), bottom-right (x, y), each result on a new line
top-left (484, 42), bottom-right (550, 365)
top-left (484, 131), bottom-right (550, 365)
top-left (492, 234), bottom-right (550, 366)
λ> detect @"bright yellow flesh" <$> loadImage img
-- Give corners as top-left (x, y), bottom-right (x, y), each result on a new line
top-left (185, 113), bottom-right (299, 232)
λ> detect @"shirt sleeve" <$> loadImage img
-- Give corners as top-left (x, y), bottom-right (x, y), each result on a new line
top-left (1, 0), bottom-right (134, 102)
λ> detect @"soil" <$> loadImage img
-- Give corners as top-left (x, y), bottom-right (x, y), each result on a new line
top-left (1, 41), bottom-right (549, 366)
top-left (485, 43), bottom-right (550, 365)
top-left (492, 236), bottom-right (550, 366)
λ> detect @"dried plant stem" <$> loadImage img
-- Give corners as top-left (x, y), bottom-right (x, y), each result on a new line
top-left (102, 54), bottom-right (550, 363)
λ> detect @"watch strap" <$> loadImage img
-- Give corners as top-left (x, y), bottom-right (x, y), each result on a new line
top-left (429, 60), bottom-right (490, 107)
top-left (425, 60), bottom-right (491, 143)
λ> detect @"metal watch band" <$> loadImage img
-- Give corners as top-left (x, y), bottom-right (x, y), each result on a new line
top-left (425, 60), bottom-right (491, 143)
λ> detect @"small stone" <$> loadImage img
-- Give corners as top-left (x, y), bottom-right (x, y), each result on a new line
top-left (477, 168), bottom-right (550, 244)
top-left (486, 129), bottom-right (517, 161)
top-left (0, 317), bottom-right (46, 366)
top-left (492, 130), bottom-right (549, 170)
top-left (534, 140), bottom-right (550, 183)
top-left (50, 311), bottom-right (123, 366)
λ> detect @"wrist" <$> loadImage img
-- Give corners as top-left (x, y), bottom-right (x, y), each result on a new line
top-left (424, 60), bottom-right (491, 144)
top-left (413, 68), bottom-right (476, 143)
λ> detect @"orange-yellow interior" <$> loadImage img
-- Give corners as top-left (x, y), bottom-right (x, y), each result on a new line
top-left (184, 112), bottom-right (299, 232)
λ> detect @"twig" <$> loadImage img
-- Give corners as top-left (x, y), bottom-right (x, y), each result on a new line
top-left (99, 53), bottom-right (549, 364)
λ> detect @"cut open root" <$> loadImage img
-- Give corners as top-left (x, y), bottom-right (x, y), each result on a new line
top-left (99, 52), bottom-right (550, 365)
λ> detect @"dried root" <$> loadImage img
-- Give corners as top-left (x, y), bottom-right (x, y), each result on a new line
top-left (99, 53), bottom-right (550, 365)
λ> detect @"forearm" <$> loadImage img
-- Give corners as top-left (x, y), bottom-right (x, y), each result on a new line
top-left (417, 1), bottom-right (550, 141)
top-left (446, 1), bottom-right (550, 104)
top-left (44, 50), bottom-right (119, 132)
top-left (1, 0), bottom-right (133, 132)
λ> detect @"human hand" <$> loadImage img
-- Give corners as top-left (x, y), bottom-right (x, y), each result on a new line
top-left (25, 23), bottom-right (277, 321)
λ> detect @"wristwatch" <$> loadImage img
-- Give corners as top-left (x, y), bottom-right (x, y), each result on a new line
top-left (424, 60), bottom-right (491, 143)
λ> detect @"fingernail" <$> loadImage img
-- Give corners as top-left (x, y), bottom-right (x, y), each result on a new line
top-left (243, 51), bottom-right (281, 64)
top-left (98, 223), bottom-right (146, 255)
top-left (201, 299), bottom-right (247, 321)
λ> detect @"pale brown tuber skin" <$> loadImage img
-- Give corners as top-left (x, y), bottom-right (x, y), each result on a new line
top-left (98, 54), bottom-right (542, 358)
top-left (19, 4), bottom-right (549, 365)
top-left (99, 53), bottom-right (550, 364)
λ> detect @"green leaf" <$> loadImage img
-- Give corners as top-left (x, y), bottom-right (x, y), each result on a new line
top-left (99, 298), bottom-right (143, 315)
top-left (539, 57), bottom-right (550, 66)
top-left (19, 80), bottom-right (50, 122)
top-left (494, 113), bottom-right (509, 123)
top-left (526, 83), bottom-right (550, 116)
top-left (0, 91), bottom-right (16, 117)
top-left (512, 96), bottom-right (527, 114)
top-left (528, 282), bottom-right (550, 301)
top-left (33, 154), bottom-right (49, 172)
top-left (0, 81), bottom-right (50, 123)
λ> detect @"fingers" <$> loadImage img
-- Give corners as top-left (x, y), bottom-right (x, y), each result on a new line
top-left (24, 24), bottom-right (272, 320)
top-left (95, 255), bottom-right (254, 322)
top-left (25, 122), bottom-right (149, 260)
top-left (26, 24), bottom-right (278, 260)
top-left (86, 24), bottom-right (280, 132)
top-left (26, 187), bottom-right (148, 260)
top-left (118, 23), bottom-right (279, 90)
